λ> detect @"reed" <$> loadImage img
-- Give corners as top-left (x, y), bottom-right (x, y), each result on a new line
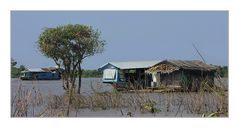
top-left (11, 85), bottom-right (43, 117)
top-left (11, 82), bottom-right (228, 117)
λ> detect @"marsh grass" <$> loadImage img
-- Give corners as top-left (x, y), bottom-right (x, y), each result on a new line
top-left (11, 81), bottom-right (228, 117)
top-left (11, 85), bottom-right (43, 117)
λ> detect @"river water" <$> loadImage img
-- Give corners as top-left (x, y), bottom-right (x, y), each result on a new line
top-left (11, 78), bottom-right (228, 117)
top-left (11, 78), bottom-right (113, 97)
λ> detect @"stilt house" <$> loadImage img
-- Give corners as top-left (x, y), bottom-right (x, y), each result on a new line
top-left (99, 60), bottom-right (161, 88)
top-left (145, 60), bottom-right (217, 91)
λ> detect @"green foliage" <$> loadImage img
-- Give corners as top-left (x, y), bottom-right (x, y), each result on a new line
top-left (11, 58), bottom-right (26, 78)
top-left (217, 66), bottom-right (228, 78)
top-left (37, 24), bottom-right (105, 93)
top-left (11, 58), bottom-right (17, 67)
top-left (19, 65), bottom-right (26, 71)
top-left (81, 69), bottom-right (102, 78)
top-left (142, 100), bottom-right (161, 113)
top-left (38, 24), bottom-right (105, 63)
top-left (11, 67), bottom-right (21, 78)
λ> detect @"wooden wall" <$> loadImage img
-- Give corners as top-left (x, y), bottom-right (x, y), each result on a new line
top-left (157, 69), bottom-right (215, 91)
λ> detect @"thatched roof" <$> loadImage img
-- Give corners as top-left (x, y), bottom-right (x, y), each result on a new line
top-left (146, 60), bottom-right (217, 74)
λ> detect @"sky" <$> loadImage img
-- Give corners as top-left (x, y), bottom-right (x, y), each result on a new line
top-left (11, 11), bottom-right (228, 69)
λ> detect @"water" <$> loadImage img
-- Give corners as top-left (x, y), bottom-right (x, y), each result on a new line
top-left (11, 78), bottom-right (115, 117)
top-left (11, 78), bottom-right (228, 97)
top-left (11, 78), bottom-right (228, 117)
top-left (11, 78), bottom-right (113, 97)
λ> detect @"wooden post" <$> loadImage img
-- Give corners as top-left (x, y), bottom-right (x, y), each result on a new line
top-left (145, 71), bottom-right (147, 87)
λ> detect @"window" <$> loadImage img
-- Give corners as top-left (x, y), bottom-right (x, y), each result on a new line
top-left (103, 69), bottom-right (116, 80)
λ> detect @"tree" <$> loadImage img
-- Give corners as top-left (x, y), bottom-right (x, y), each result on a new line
top-left (19, 65), bottom-right (26, 71)
top-left (81, 69), bottom-right (102, 78)
top-left (216, 66), bottom-right (228, 78)
top-left (11, 58), bottom-right (26, 78)
top-left (37, 24), bottom-right (105, 94)
top-left (11, 58), bottom-right (17, 67)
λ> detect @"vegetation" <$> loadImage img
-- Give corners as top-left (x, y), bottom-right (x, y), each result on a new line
top-left (37, 24), bottom-right (105, 94)
top-left (11, 82), bottom-right (228, 117)
top-left (81, 69), bottom-right (102, 78)
top-left (217, 66), bottom-right (228, 78)
top-left (11, 58), bottom-right (26, 78)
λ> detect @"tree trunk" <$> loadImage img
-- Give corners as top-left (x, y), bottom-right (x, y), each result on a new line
top-left (77, 64), bottom-right (82, 94)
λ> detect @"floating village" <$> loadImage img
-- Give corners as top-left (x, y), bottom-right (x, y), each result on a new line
top-left (20, 59), bottom-right (218, 92)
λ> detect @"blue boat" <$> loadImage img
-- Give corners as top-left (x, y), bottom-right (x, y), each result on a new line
top-left (20, 67), bottom-right (61, 80)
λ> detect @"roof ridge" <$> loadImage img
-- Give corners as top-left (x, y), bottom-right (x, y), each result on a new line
top-left (109, 60), bottom-right (161, 63)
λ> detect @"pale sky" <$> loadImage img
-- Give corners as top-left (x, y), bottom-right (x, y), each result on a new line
top-left (11, 11), bottom-right (228, 69)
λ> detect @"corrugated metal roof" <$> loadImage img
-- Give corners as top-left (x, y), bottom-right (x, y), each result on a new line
top-left (100, 60), bottom-right (161, 70)
top-left (23, 68), bottom-right (46, 72)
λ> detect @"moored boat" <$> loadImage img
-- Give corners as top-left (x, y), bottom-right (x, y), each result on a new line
top-left (20, 67), bottom-right (61, 80)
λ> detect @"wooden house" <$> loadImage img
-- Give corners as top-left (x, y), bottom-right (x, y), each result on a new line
top-left (99, 60), bottom-right (161, 88)
top-left (145, 60), bottom-right (217, 91)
